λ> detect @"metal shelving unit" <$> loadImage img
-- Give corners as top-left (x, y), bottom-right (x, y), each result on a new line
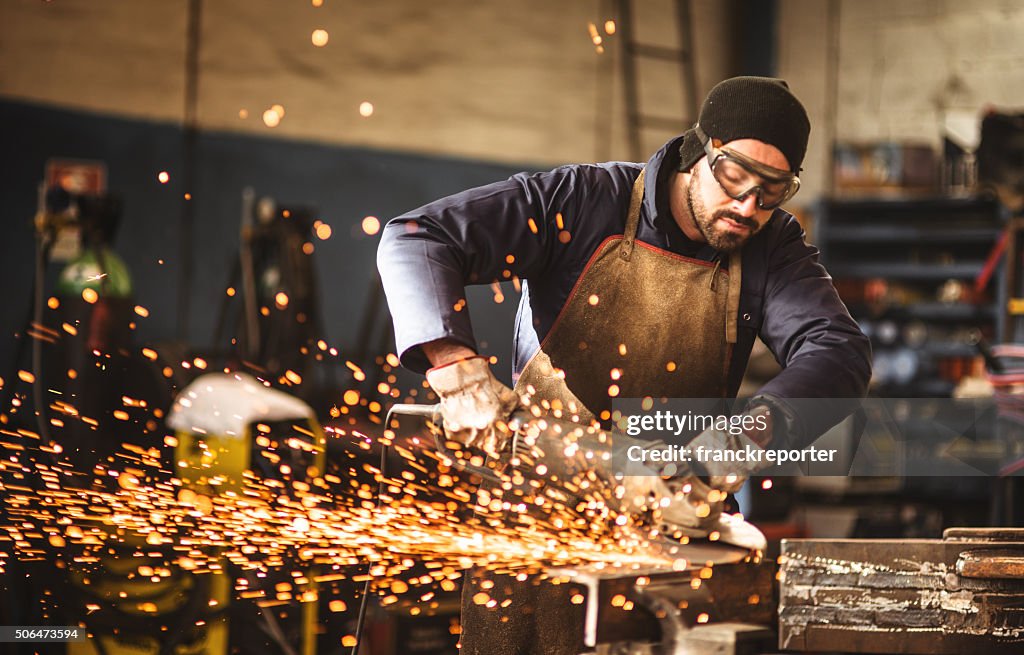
top-left (816, 195), bottom-right (1005, 397)
top-left (829, 262), bottom-right (987, 280)
top-left (782, 196), bottom-right (1012, 536)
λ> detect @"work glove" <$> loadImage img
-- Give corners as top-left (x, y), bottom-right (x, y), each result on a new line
top-left (686, 403), bottom-right (774, 493)
top-left (425, 356), bottom-right (520, 457)
top-left (618, 460), bottom-right (719, 531)
top-left (615, 451), bottom-right (767, 552)
top-left (512, 417), bottom-right (767, 551)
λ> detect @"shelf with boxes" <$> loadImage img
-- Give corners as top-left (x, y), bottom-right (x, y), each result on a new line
top-left (815, 196), bottom-right (1006, 397)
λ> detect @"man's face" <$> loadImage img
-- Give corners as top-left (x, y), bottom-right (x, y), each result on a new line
top-left (671, 138), bottom-right (791, 252)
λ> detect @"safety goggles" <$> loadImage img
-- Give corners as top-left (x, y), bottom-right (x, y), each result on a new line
top-left (695, 125), bottom-right (801, 210)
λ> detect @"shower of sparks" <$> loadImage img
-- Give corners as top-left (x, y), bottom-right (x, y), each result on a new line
top-left (158, 171), bottom-right (170, 184)
top-left (359, 102), bottom-right (374, 118)
top-left (0, 397), bottom-right (702, 627)
top-left (311, 29), bottom-right (329, 47)
top-left (0, 258), bottom-right (762, 633)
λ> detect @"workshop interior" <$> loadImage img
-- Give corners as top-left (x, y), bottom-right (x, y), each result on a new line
top-left (3, 1), bottom-right (1024, 654)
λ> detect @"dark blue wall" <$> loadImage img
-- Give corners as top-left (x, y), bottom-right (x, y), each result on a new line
top-left (0, 99), bottom-right (531, 384)
top-left (739, 0), bottom-right (776, 77)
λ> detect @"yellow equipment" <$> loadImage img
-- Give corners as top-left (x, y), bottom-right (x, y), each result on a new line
top-left (169, 372), bottom-right (326, 655)
top-left (70, 373), bottom-right (326, 655)
top-left (168, 372), bottom-right (326, 493)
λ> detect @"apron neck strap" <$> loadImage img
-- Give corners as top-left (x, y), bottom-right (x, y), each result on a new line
top-left (619, 168), bottom-right (645, 261)
top-left (725, 252), bottom-right (742, 344)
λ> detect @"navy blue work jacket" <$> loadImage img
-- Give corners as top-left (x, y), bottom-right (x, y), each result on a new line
top-left (377, 137), bottom-right (872, 446)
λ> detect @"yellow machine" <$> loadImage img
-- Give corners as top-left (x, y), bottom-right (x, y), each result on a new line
top-left (168, 372), bottom-right (327, 493)
top-left (70, 372), bottom-right (326, 655)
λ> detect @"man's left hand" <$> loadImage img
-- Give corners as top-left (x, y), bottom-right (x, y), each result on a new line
top-left (687, 405), bottom-right (774, 492)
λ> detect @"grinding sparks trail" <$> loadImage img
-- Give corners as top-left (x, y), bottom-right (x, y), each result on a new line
top-left (1, 308), bottom-right (742, 629)
top-left (0, 420), bottom-right (677, 600)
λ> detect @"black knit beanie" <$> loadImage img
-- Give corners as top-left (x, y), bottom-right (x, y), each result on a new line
top-left (678, 76), bottom-right (810, 173)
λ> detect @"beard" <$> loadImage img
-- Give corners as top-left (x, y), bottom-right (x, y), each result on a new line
top-left (686, 167), bottom-right (760, 252)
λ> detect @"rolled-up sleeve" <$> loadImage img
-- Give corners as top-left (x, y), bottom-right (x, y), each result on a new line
top-left (376, 167), bottom-right (583, 373)
top-left (754, 217), bottom-right (873, 447)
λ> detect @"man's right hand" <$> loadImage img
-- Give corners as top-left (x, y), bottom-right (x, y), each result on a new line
top-left (425, 355), bottom-right (520, 457)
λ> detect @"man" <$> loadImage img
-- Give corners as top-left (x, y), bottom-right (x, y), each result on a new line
top-left (378, 77), bottom-right (871, 654)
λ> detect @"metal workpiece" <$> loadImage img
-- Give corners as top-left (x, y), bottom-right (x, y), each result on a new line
top-left (571, 553), bottom-right (775, 655)
top-left (779, 528), bottom-right (1024, 654)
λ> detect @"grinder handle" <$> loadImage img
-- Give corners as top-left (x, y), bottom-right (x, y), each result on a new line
top-left (385, 402), bottom-right (511, 484)
top-left (387, 403), bottom-right (442, 420)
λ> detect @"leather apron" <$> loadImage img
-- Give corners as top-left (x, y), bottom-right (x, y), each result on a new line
top-left (459, 170), bottom-right (742, 655)
top-left (515, 168), bottom-right (740, 421)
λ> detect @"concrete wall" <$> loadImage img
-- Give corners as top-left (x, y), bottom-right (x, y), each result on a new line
top-left (777, 0), bottom-right (1024, 204)
top-left (0, 0), bottom-right (743, 379)
top-left (9, 1), bottom-right (1024, 204)
top-left (6, 0), bottom-right (1021, 416)
top-left (1, 0), bottom-right (739, 166)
